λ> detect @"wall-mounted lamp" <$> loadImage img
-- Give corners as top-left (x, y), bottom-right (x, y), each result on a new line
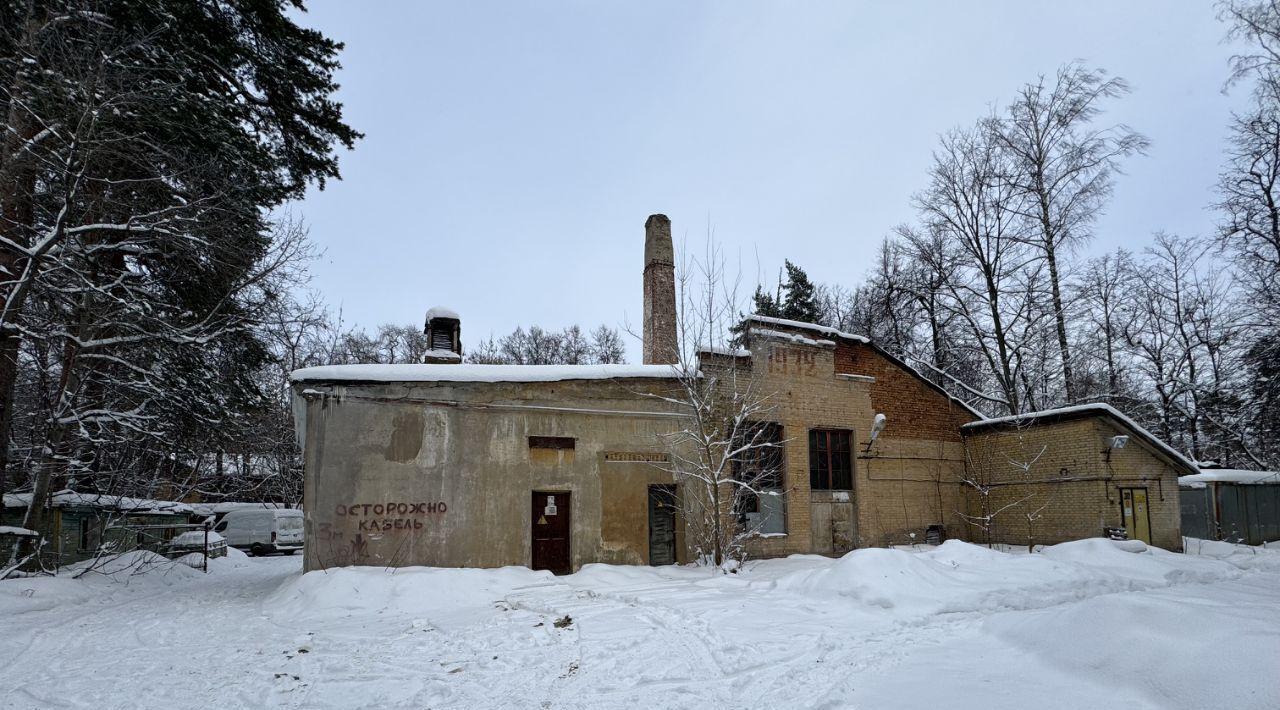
top-left (1103, 434), bottom-right (1129, 468)
top-left (865, 413), bottom-right (887, 453)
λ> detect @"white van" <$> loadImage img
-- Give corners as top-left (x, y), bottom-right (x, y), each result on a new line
top-left (214, 508), bottom-right (304, 556)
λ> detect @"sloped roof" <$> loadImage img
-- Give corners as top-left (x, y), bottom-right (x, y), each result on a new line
top-left (960, 403), bottom-right (1198, 475)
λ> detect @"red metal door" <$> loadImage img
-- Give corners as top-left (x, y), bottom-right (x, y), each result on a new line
top-left (531, 491), bottom-right (571, 574)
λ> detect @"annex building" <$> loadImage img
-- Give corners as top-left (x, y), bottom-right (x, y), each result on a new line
top-left (292, 215), bottom-right (1189, 573)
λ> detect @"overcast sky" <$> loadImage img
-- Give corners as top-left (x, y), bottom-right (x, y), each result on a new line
top-left (293, 1), bottom-right (1251, 361)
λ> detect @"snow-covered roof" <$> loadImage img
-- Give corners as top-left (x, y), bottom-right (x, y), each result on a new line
top-left (961, 403), bottom-right (1198, 474)
top-left (746, 315), bottom-right (871, 343)
top-left (2, 490), bottom-right (194, 514)
top-left (748, 327), bottom-right (836, 348)
top-left (425, 306), bottom-right (460, 321)
top-left (1179, 469), bottom-right (1280, 488)
top-left (0, 525), bottom-right (38, 537)
top-left (189, 501), bottom-right (295, 516)
top-left (292, 363), bottom-right (687, 384)
top-left (697, 344), bottom-right (752, 358)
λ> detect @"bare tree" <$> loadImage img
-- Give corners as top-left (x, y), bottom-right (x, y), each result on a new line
top-left (462, 323), bottom-right (628, 365)
top-left (653, 237), bottom-right (785, 568)
top-left (1115, 234), bottom-right (1249, 463)
top-left (1217, 107), bottom-right (1280, 333)
top-left (590, 324), bottom-right (627, 364)
top-left (1221, 0), bottom-right (1280, 98)
top-left (1072, 250), bottom-right (1138, 404)
top-left (914, 123), bottom-right (1045, 414)
top-left (1216, 0), bottom-right (1280, 469)
top-left (993, 63), bottom-right (1149, 402)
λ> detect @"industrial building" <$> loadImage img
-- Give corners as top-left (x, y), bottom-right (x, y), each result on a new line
top-left (292, 215), bottom-right (1188, 573)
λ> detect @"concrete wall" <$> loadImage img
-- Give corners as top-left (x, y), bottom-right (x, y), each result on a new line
top-left (961, 417), bottom-right (1184, 551)
top-left (299, 377), bottom-right (687, 572)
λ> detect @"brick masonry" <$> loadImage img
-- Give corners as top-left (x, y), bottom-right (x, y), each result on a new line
top-left (734, 324), bottom-right (980, 558)
top-left (734, 320), bottom-right (1183, 557)
top-left (642, 214), bottom-right (678, 365)
top-left (961, 417), bottom-right (1184, 551)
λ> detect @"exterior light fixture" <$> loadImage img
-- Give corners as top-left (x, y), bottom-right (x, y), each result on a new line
top-left (870, 413), bottom-right (887, 442)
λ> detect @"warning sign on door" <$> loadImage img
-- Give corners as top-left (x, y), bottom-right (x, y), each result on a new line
top-left (545, 496), bottom-right (557, 516)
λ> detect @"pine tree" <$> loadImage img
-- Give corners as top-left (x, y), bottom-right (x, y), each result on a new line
top-left (750, 285), bottom-right (783, 318)
top-left (779, 260), bottom-right (822, 324)
top-left (0, 1), bottom-right (360, 559)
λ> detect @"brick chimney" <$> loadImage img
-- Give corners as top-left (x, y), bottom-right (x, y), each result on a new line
top-left (643, 214), bottom-right (678, 364)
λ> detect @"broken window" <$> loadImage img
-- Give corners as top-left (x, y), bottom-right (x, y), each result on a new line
top-left (809, 429), bottom-right (852, 490)
top-left (734, 422), bottom-right (785, 535)
top-left (78, 517), bottom-right (101, 552)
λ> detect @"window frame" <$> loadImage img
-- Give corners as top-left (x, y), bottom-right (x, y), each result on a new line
top-left (808, 428), bottom-right (853, 491)
top-left (733, 422), bottom-right (786, 534)
top-left (78, 517), bottom-right (101, 552)
top-left (733, 421), bottom-right (784, 494)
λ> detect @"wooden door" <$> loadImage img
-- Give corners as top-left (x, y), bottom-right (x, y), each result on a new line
top-left (810, 499), bottom-right (833, 554)
top-left (1120, 488), bottom-right (1152, 544)
top-left (532, 491), bottom-right (571, 574)
top-left (648, 485), bottom-right (677, 566)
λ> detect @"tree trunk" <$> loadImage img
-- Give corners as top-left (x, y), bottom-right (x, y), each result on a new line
top-left (0, 9), bottom-right (41, 505)
top-left (1045, 245), bottom-right (1076, 402)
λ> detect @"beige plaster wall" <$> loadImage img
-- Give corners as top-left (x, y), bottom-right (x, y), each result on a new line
top-left (299, 378), bottom-right (685, 572)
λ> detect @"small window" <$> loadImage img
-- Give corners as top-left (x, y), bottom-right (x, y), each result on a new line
top-left (214, 521), bottom-right (227, 533)
top-left (809, 429), bottom-right (852, 490)
top-left (528, 436), bottom-right (575, 450)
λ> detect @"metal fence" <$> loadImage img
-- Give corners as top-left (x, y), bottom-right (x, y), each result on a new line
top-left (1180, 483), bottom-right (1280, 545)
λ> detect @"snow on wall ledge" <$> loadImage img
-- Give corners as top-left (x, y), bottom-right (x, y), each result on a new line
top-left (291, 363), bottom-right (688, 384)
top-left (746, 314), bottom-right (871, 343)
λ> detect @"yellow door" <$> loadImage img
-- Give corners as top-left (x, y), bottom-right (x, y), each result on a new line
top-left (1121, 488), bottom-right (1152, 544)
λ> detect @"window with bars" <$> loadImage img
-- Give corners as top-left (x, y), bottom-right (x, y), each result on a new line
top-left (809, 429), bottom-right (852, 490)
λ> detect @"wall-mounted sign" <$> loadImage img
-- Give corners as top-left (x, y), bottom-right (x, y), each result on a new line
top-left (603, 451), bottom-right (669, 463)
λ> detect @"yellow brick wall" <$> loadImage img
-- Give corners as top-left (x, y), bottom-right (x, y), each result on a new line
top-left (735, 330), bottom-right (978, 557)
top-left (961, 417), bottom-right (1183, 551)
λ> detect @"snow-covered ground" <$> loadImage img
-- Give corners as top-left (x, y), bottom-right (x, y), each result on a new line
top-left (1, 539), bottom-right (1277, 709)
